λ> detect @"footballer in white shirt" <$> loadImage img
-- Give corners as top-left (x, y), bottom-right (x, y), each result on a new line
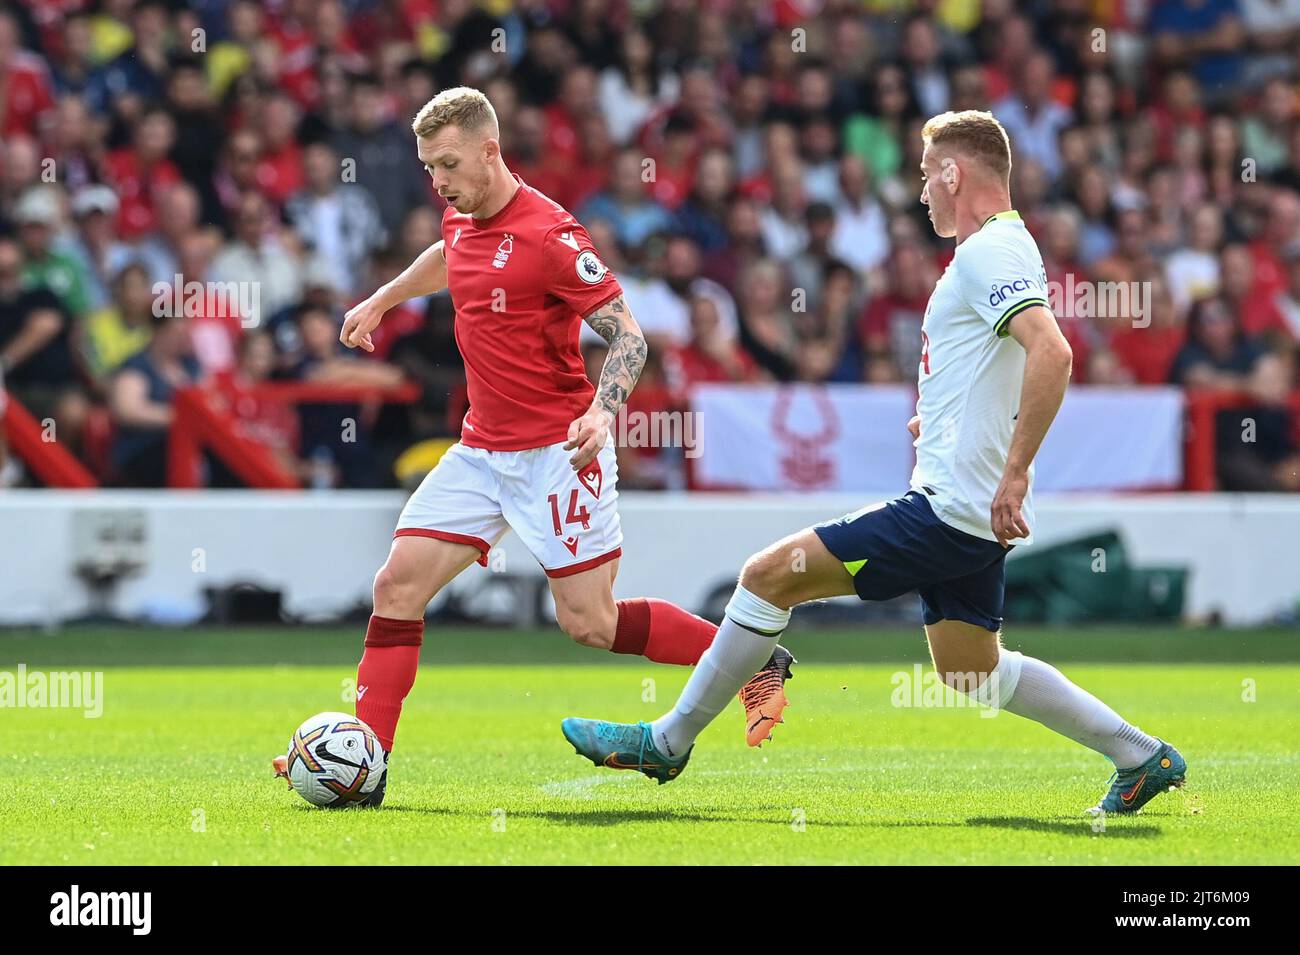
top-left (563, 110), bottom-right (1187, 815)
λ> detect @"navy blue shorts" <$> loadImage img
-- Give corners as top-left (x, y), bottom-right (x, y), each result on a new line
top-left (812, 490), bottom-right (1010, 632)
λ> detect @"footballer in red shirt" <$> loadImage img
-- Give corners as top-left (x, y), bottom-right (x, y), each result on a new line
top-left (273, 88), bottom-right (793, 804)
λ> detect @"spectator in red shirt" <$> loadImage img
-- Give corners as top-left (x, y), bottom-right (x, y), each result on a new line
top-left (1223, 243), bottom-right (1286, 339)
top-left (667, 293), bottom-right (761, 398)
top-left (0, 10), bottom-right (55, 138)
top-left (1107, 275), bottom-right (1187, 385)
top-left (101, 107), bottom-right (181, 240)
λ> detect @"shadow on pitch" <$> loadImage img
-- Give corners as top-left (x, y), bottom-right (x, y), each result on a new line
top-left (376, 805), bottom-right (871, 827)
top-left (963, 815), bottom-right (1163, 838)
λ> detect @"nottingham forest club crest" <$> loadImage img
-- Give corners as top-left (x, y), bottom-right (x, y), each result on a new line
top-left (771, 387), bottom-right (841, 489)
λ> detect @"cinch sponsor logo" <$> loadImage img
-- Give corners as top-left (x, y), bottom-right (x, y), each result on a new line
top-left (49, 885), bottom-right (151, 935)
top-left (987, 278), bottom-right (1039, 307)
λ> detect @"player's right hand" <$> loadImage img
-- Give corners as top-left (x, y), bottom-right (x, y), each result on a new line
top-left (907, 415), bottom-right (921, 440)
top-left (340, 296), bottom-right (386, 352)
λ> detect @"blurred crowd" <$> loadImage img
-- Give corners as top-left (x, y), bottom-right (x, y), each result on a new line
top-left (2, 0), bottom-right (1300, 490)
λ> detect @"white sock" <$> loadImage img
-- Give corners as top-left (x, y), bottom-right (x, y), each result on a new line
top-left (995, 652), bottom-right (1162, 769)
top-left (650, 585), bottom-right (788, 757)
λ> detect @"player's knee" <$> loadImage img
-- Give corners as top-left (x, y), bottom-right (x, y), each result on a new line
top-left (738, 548), bottom-right (794, 606)
top-left (555, 606), bottom-right (615, 649)
top-left (372, 563), bottom-right (430, 617)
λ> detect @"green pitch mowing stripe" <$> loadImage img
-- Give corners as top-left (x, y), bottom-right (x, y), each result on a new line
top-left (1, 628), bottom-right (1296, 865)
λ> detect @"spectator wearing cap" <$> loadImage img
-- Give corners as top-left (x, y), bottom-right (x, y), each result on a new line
top-left (58, 185), bottom-right (133, 313)
top-left (286, 142), bottom-right (387, 298)
top-left (14, 188), bottom-right (92, 321)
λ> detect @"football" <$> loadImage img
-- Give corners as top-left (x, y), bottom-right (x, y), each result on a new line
top-left (284, 712), bottom-right (387, 808)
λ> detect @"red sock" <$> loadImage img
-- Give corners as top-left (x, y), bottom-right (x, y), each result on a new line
top-left (356, 615), bottom-right (424, 751)
top-left (612, 598), bottom-right (717, 665)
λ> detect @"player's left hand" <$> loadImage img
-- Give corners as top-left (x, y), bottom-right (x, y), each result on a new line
top-left (565, 407), bottom-right (613, 471)
top-left (990, 469), bottom-right (1031, 547)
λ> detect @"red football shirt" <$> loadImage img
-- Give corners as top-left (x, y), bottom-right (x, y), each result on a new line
top-left (442, 174), bottom-right (623, 450)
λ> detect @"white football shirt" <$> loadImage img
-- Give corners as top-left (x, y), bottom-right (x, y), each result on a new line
top-left (911, 210), bottom-right (1048, 544)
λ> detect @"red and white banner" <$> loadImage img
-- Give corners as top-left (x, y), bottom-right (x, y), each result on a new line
top-left (690, 384), bottom-right (1184, 493)
top-left (691, 384), bottom-right (917, 492)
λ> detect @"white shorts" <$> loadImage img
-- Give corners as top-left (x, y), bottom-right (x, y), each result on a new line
top-left (395, 439), bottom-right (622, 577)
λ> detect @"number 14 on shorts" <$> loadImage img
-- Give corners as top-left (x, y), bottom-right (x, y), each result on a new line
top-left (548, 490), bottom-right (591, 536)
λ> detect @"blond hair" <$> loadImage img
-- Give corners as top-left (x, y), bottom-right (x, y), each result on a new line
top-left (921, 110), bottom-right (1012, 180)
top-left (412, 87), bottom-right (499, 140)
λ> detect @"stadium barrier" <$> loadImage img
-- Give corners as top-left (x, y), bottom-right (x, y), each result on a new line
top-left (166, 382), bottom-right (420, 488)
top-left (0, 390), bottom-right (98, 488)
top-left (2, 489), bottom-right (1298, 628)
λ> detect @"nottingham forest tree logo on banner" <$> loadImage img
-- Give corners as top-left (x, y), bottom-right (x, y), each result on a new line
top-left (771, 386), bottom-right (841, 489)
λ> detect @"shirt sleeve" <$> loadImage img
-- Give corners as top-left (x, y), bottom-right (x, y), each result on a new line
top-left (956, 235), bottom-right (1050, 338)
top-left (542, 222), bottom-right (624, 317)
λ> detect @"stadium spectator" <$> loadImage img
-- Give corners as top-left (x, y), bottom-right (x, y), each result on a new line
top-left (0, 0), bottom-right (1295, 491)
top-left (108, 311), bottom-right (200, 487)
top-left (286, 142), bottom-right (387, 297)
top-left (210, 191), bottom-right (305, 326)
top-left (79, 261), bottom-right (154, 389)
top-left (1215, 352), bottom-right (1300, 491)
top-left (829, 154), bottom-right (890, 276)
top-left (577, 148), bottom-right (674, 248)
top-left (14, 188), bottom-right (92, 321)
top-left (1169, 295), bottom-right (1266, 389)
top-left (666, 293), bottom-right (761, 397)
top-left (330, 73), bottom-right (431, 234)
top-left (58, 185), bottom-right (133, 314)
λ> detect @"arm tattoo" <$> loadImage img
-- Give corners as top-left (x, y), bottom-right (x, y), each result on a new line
top-left (583, 295), bottom-right (646, 417)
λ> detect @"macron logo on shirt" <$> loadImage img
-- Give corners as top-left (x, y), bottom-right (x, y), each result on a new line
top-left (557, 231), bottom-right (580, 251)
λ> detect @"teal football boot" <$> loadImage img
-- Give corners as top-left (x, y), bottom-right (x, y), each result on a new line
top-left (1088, 741), bottom-right (1187, 815)
top-left (561, 718), bottom-right (690, 785)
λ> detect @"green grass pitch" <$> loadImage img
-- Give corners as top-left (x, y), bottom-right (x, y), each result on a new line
top-left (1, 625), bottom-right (1297, 865)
